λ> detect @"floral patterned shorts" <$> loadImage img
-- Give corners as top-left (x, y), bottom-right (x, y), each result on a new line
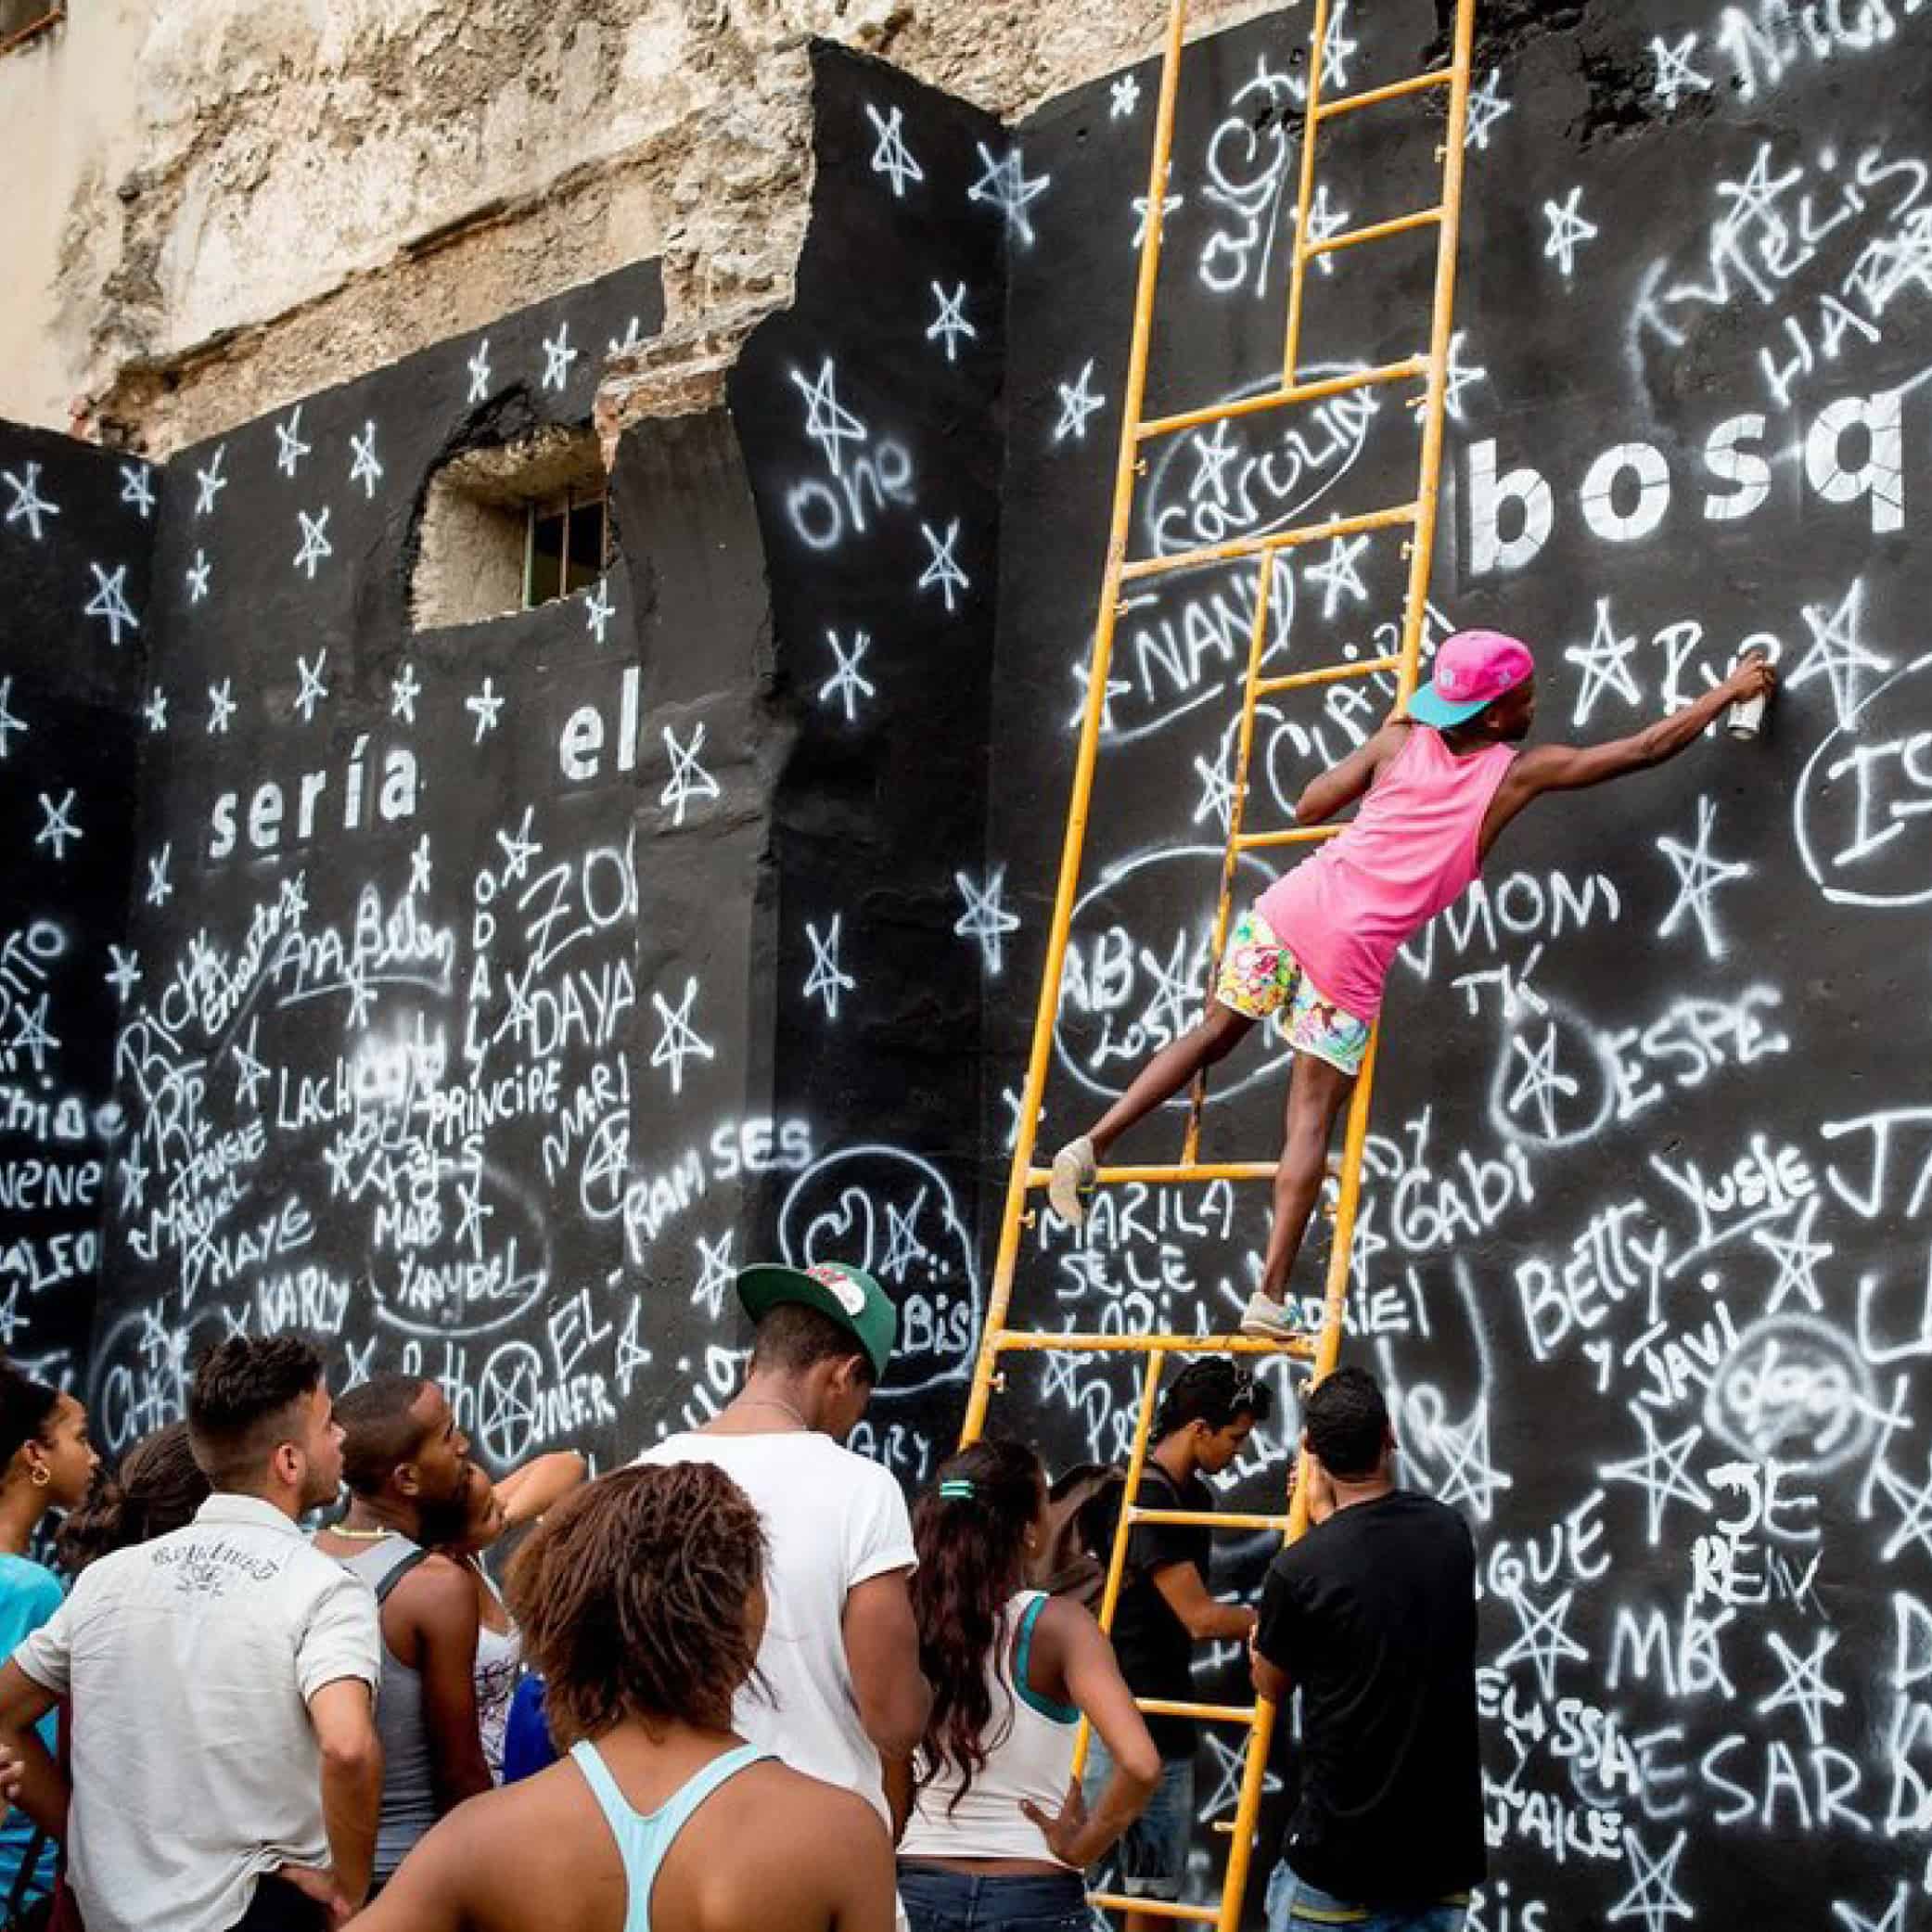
top-left (1215, 904), bottom-right (1372, 1076)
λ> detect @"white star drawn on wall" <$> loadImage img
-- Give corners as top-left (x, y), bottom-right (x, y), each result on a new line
top-left (7, 992), bottom-right (56, 1071)
top-left (349, 421), bottom-right (384, 500)
top-left (954, 865), bottom-right (1020, 976)
top-left (541, 324), bottom-right (579, 392)
top-left (1607, 1829), bottom-right (1692, 1932)
top-left (207, 680), bottom-right (237, 735)
top-left (275, 405), bottom-right (311, 478)
top-left (583, 579), bottom-right (616, 644)
top-left (186, 549), bottom-right (211, 604)
top-left (1304, 533), bottom-right (1372, 619)
top-left (1657, 796), bottom-right (1750, 960)
top-left (1651, 32), bottom-right (1712, 111)
top-left (195, 445), bottom-right (228, 517)
top-left (143, 687), bottom-right (168, 733)
top-left (1319, 0), bottom-right (1358, 88)
top-left (454, 1176), bottom-right (493, 1259)
top-left (105, 946), bottom-right (143, 1005)
top-left (1543, 187), bottom-right (1599, 278)
top-left (819, 629), bottom-right (876, 723)
top-left (865, 102), bottom-right (926, 198)
top-left (803, 915), bottom-right (857, 1019)
top-left (3, 463), bottom-right (59, 541)
top-left (390, 663), bottom-right (421, 724)
top-left (1131, 191), bottom-right (1184, 249)
top-left (650, 976), bottom-right (716, 1095)
top-left (1301, 181), bottom-right (1350, 271)
top-left (1753, 1194), bottom-right (1833, 1314)
top-left (1599, 1405), bottom-right (1709, 1545)
top-left (120, 463), bottom-right (155, 518)
top-left (928, 282), bottom-right (977, 364)
top-left (1110, 74), bottom-right (1141, 119)
top-left (692, 1230), bottom-right (736, 1321)
top-left (1441, 330), bottom-right (1489, 423)
top-left (1189, 419), bottom-right (1242, 504)
top-left (84, 563), bottom-right (139, 645)
top-left (790, 358), bottom-right (869, 475)
top-left (659, 722), bottom-right (722, 826)
top-left (0, 678), bottom-right (27, 760)
top-left (1564, 596), bottom-right (1641, 724)
top-left (466, 677), bottom-right (505, 741)
top-left (34, 790), bottom-right (81, 861)
top-left (1756, 1629), bottom-right (1845, 1746)
top-left (294, 507), bottom-right (333, 579)
top-left (1465, 67), bottom-right (1512, 149)
top-left (232, 1019), bottom-right (269, 1112)
top-left (1492, 1584), bottom-right (1588, 1700)
top-left (294, 651), bottom-right (330, 723)
top-left (467, 339), bottom-right (493, 404)
top-left (1791, 578), bottom-right (1890, 732)
top-left (409, 834), bottom-right (433, 898)
top-left (1504, 1024), bottom-right (1580, 1139)
top-left (968, 142), bottom-right (1051, 246)
top-left (918, 519), bottom-right (969, 611)
top-left (495, 806), bottom-right (542, 882)
top-left (145, 844), bottom-right (173, 908)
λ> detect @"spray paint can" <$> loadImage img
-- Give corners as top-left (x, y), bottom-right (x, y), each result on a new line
top-left (1727, 646), bottom-right (1772, 741)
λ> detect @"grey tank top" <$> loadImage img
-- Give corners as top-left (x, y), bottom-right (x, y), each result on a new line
top-left (337, 1536), bottom-right (436, 1878)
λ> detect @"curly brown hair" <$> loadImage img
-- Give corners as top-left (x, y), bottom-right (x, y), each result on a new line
top-left (507, 1463), bottom-right (768, 1745)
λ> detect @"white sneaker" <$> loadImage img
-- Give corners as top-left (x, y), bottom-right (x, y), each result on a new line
top-left (1047, 1136), bottom-right (1098, 1226)
top-left (1238, 1292), bottom-right (1302, 1342)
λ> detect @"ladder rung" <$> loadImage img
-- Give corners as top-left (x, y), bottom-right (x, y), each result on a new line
top-left (1118, 502), bottom-right (1418, 583)
top-left (1089, 1896), bottom-right (1219, 1924)
top-left (1235, 825), bottom-right (1344, 851)
top-left (992, 1330), bottom-right (1316, 1361)
top-left (1134, 1696), bottom-right (1261, 1723)
top-left (1130, 1507), bottom-right (1294, 1532)
top-left (1303, 205), bottom-right (1444, 260)
top-left (1137, 357), bottom-right (1427, 443)
top-left (1314, 67), bottom-right (1454, 121)
top-left (1023, 1157), bottom-right (1345, 1189)
top-left (1254, 653), bottom-right (1402, 697)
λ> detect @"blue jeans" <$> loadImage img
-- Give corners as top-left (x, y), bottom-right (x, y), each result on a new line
top-left (1265, 1860), bottom-right (1469, 1932)
top-left (899, 1866), bottom-right (1093, 1932)
top-left (1081, 1746), bottom-right (1195, 1900)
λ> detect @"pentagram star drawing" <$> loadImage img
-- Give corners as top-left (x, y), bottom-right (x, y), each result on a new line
top-left (1752, 1193), bottom-right (1833, 1314)
top-left (819, 630), bottom-right (876, 723)
top-left (1492, 1583), bottom-right (1587, 1699)
top-left (918, 519), bottom-right (969, 611)
top-left (207, 680), bottom-right (238, 735)
top-left (105, 946), bottom-right (143, 1005)
top-left (1301, 182), bottom-right (1351, 270)
top-left (454, 1175), bottom-right (493, 1259)
top-left (968, 142), bottom-right (1051, 247)
top-left (1651, 32), bottom-right (1712, 111)
top-left (1110, 74), bottom-right (1141, 119)
top-left (865, 102), bottom-right (925, 198)
top-left (1054, 361), bottom-right (1107, 444)
top-left (1598, 1404), bottom-right (1709, 1545)
top-left (34, 790), bottom-right (81, 861)
top-left (790, 358), bottom-right (868, 475)
top-left (881, 1195), bottom-right (932, 1281)
top-left (1543, 186), bottom-right (1599, 278)
top-left (390, 663), bottom-right (421, 724)
top-left (650, 976), bottom-right (716, 1095)
top-left (467, 339), bottom-right (493, 404)
top-left (1441, 330), bottom-right (1489, 423)
top-left (293, 507), bottom-right (333, 579)
top-left (0, 678), bottom-right (27, 759)
top-left (1194, 748), bottom-right (1236, 830)
top-left (186, 549), bottom-right (211, 605)
top-left (1304, 533), bottom-right (1372, 620)
top-left (928, 282), bottom-right (977, 364)
top-left (1319, 0), bottom-right (1358, 88)
top-left (1464, 67), bottom-right (1512, 150)
top-left (7, 992), bottom-right (56, 1071)
top-left (1657, 795), bottom-right (1750, 960)
top-left (1504, 1024), bottom-right (1580, 1139)
top-left (1189, 419), bottom-right (1242, 505)
top-left (1131, 191), bottom-right (1184, 249)
top-left (409, 834), bottom-right (433, 899)
top-left (142, 687), bottom-right (168, 734)
top-left (1607, 1828), bottom-right (1692, 1932)
top-left (466, 676), bottom-right (505, 742)
top-left (1564, 596), bottom-right (1641, 724)
top-left (195, 445), bottom-right (228, 517)
top-left (145, 845), bottom-right (173, 908)
top-left (1415, 1397), bottom-right (1513, 1522)
top-left (803, 915), bottom-right (857, 1019)
top-left (341, 961), bottom-right (377, 1030)
top-left (1756, 1628), bottom-right (1845, 1746)
top-left (582, 580), bottom-right (616, 645)
top-left (542, 324), bottom-right (579, 392)
top-left (495, 807), bottom-right (542, 883)
top-left (294, 651), bottom-right (330, 724)
top-left (692, 1230), bottom-right (736, 1321)
top-left (1874, 1444), bottom-right (1932, 1563)
top-left (660, 723), bottom-right (722, 826)
top-left (3, 463), bottom-right (59, 541)
top-left (1791, 578), bottom-right (1891, 731)
top-left (275, 405), bottom-right (311, 478)
top-left (349, 422), bottom-right (384, 500)
top-left (84, 564), bottom-right (139, 646)
top-left (954, 865), bottom-right (1020, 976)
top-left (120, 463), bottom-right (156, 518)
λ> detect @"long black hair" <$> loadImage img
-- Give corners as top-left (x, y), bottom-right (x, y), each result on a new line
top-left (910, 1439), bottom-right (1046, 1812)
top-left (0, 1363), bottom-right (63, 1478)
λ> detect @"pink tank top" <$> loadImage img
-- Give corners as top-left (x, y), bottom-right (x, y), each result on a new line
top-left (1256, 728), bottom-right (1516, 1022)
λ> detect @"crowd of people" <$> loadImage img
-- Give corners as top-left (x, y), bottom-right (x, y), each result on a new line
top-left (0, 1258), bottom-right (1482, 1932)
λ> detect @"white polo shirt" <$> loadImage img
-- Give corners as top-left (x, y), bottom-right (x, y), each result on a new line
top-left (16, 1491), bottom-right (382, 1932)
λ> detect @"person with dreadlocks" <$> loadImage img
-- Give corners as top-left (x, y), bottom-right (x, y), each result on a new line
top-left (898, 1441), bottom-right (1158, 1932)
top-left (355, 1462), bottom-right (895, 1932)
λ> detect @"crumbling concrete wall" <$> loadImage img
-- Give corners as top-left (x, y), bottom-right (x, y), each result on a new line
top-left (0, 0), bottom-right (1277, 455)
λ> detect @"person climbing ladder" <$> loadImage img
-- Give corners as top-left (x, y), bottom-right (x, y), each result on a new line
top-left (1048, 629), bottom-right (1779, 1340)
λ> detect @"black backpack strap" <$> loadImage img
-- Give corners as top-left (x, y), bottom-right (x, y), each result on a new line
top-left (374, 1547), bottom-right (433, 1606)
top-left (5, 1826), bottom-right (46, 1923)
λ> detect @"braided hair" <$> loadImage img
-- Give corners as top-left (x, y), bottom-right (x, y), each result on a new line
top-left (507, 1463), bottom-right (768, 1745)
top-left (910, 1439), bottom-right (1046, 1813)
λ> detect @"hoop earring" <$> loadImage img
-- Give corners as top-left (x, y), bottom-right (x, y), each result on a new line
top-left (29, 1465), bottom-right (49, 1490)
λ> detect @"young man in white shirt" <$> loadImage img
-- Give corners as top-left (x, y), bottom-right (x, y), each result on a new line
top-left (637, 1260), bottom-right (932, 1835)
top-left (0, 1336), bottom-right (384, 1932)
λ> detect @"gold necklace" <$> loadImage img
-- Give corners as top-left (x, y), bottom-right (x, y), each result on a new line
top-left (328, 1524), bottom-right (399, 1542)
top-left (734, 1397), bottom-right (812, 1431)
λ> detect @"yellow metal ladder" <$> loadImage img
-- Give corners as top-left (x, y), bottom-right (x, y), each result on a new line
top-left (958, 1), bottom-right (1481, 1926)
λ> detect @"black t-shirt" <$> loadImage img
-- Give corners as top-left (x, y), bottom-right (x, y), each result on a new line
top-left (1107, 1463), bottom-right (1213, 1759)
top-left (1255, 1491), bottom-right (1485, 1905)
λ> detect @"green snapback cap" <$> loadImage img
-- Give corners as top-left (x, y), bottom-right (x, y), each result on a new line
top-left (736, 1260), bottom-right (897, 1382)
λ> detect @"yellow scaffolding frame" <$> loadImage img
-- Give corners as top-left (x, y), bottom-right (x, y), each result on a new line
top-left (959, 1), bottom-right (1481, 1926)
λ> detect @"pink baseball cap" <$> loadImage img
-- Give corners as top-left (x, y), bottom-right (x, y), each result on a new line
top-left (1408, 629), bottom-right (1536, 727)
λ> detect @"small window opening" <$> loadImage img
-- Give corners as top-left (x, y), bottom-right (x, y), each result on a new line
top-left (523, 484), bottom-right (612, 608)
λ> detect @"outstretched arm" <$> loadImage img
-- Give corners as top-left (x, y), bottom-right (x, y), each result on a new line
top-left (1482, 657), bottom-right (1775, 852)
top-left (1293, 718), bottom-right (1412, 826)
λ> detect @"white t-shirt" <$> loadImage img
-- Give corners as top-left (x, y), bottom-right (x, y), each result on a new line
top-left (16, 1492), bottom-right (382, 1932)
top-left (637, 1429), bottom-right (915, 1825)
